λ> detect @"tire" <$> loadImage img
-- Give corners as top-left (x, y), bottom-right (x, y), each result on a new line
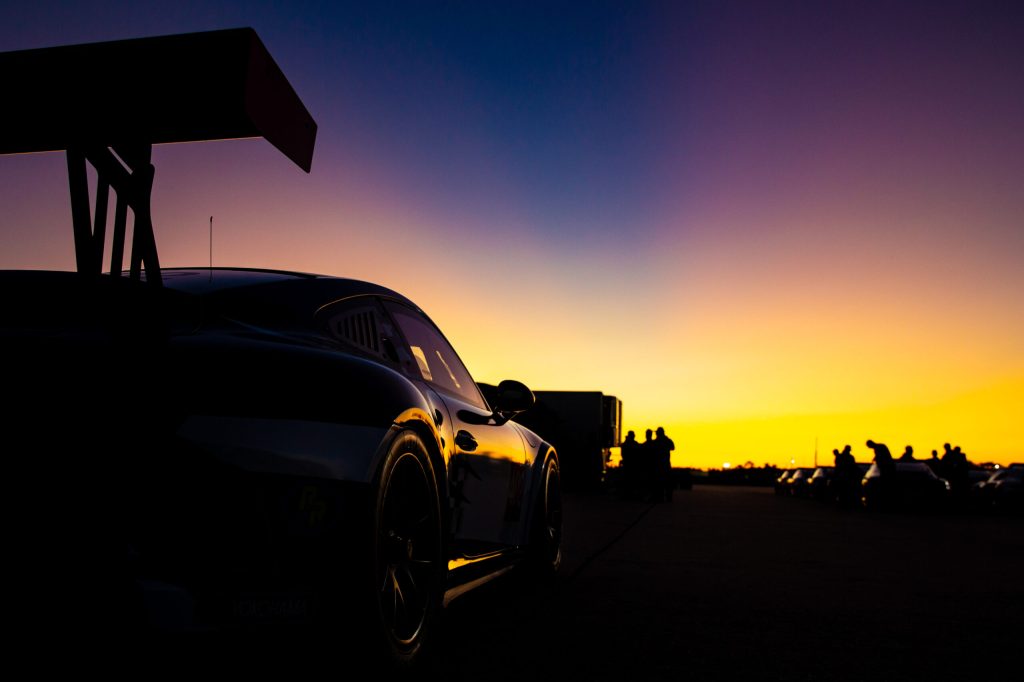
top-left (528, 454), bottom-right (563, 576)
top-left (371, 431), bottom-right (445, 668)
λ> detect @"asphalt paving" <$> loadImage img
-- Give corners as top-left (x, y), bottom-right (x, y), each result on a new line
top-left (433, 486), bottom-right (1024, 681)
top-left (86, 485), bottom-right (1021, 679)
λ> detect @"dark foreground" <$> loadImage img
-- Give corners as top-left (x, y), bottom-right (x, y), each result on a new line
top-left (433, 486), bottom-right (1022, 681)
top-left (77, 486), bottom-right (1022, 679)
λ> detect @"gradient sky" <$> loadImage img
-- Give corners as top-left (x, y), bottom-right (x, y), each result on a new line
top-left (2, 1), bottom-right (1022, 468)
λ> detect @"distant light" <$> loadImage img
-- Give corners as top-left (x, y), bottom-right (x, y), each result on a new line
top-left (723, 462), bottom-right (731, 469)
top-left (790, 458), bottom-right (795, 465)
top-left (994, 464), bottom-right (1001, 470)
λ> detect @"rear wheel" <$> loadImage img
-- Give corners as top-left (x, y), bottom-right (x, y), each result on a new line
top-left (372, 431), bottom-right (444, 667)
top-left (528, 454), bottom-right (563, 576)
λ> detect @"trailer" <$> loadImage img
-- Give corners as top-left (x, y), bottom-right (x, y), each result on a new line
top-left (511, 391), bottom-right (622, 490)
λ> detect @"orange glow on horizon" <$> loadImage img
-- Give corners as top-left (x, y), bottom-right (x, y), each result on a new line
top-left (3, 5), bottom-right (1022, 476)
top-left (3, 147), bottom-right (1020, 471)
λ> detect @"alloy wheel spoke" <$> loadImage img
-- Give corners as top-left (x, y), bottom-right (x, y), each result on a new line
top-left (392, 568), bottom-right (412, 632)
top-left (379, 564), bottom-right (394, 594)
top-left (395, 564), bottom-right (420, 615)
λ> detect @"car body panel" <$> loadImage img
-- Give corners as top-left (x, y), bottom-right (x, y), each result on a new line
top-left (1, 266), bottom-right (556, 633)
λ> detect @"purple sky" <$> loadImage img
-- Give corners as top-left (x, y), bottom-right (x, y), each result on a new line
top-left (2, 1), bottom-right (1022, 465)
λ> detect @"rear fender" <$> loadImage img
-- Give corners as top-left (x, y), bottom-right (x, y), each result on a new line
top-left (170, 334), bottom-right (438, 484)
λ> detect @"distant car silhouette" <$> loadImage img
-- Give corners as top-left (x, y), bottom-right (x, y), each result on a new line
top-left (989, 467), bottom-right (1023, 513)
top-left (860, 461), bottom-right (950, 511)
top-left (808, 467), bottom-right (835, 501)
top-left (973, 466), bottom-right (1024, 513)
top-left (775, 469), bottom-right (797, 495)
top-left (971, 469), bottom-right (1008, 506)
top-left (2, 267), bottom-right (562, 666)
top-left (786, 468), bottom-right (817, 498)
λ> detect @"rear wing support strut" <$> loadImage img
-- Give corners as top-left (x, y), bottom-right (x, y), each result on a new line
top-left (67, 144), bottom-right (161, 286)
top-left (0, 28), bottom-right (318, 287)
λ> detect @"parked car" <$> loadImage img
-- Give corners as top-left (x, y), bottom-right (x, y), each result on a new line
top-left (808, 467), bottom-right (835, 501)
top-left (860, 461), bottom-right (950, 511)
top-left (973, 466), bottom-right (1024, 513)
top-left (786, 468), bottom-right (817, 498)
top-left (972, 469), bottom-right (1010, 506)
top-left (775, 469), bottom-right (797, 496)
top-left (989, 467), bottom-right (1023, 513)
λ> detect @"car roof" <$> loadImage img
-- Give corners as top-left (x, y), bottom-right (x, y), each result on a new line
top-left (1, 267), bottom-right (428, 333)
top-left (895, 462), bottom-right (931, 472)
top-left (156, 267), bottom-right (419, 312)
top-left (157, 267), bottom-right (316, 293)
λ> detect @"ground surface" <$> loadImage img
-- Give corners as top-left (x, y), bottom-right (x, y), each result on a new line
top-left (432, 486), bottom-right (1023, 681)
top-left (100, 486), bottom-right (1022, 680)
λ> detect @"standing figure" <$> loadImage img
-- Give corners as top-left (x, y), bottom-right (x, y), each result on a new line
top-left (939, 443), bottom-right (954, 479)
top-left (641, 429), bottom-right (655, 500)
top-left (949, 446), bottom-right (969, 498)
top-left (619, 430), bottom-right (640, 498)
top-left (654, 427), bottom-right (676, 502)
top-left (834, 444), bottom-right (858, 506)
top-left (899, 445), bottom-right (915, 462)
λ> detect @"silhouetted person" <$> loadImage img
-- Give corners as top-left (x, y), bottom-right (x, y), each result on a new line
top-left (840, 444), bottom-right (854, 465)
top-left (641, 429), bottom-right (656, 500)
top-left (866, 440), bottom-right (894, 473)
top-left (620, 430), bottom-right (641, 498)
top-left (948, 445), bottom-right (969, 498)
top-left (866, 440), bottom-right (895, 505)
top-left (926, 449), bottom-right (941, 473)
top-left (939, 442), bottom-right (954, 478)
top-left (834, 444), bottom-right (858, 506)
top-left (899, 445), bottom-right (915, 462)
top-left (653, 427), bottom-right (676, 502)
top-left (832, 448), bottom-right (843, 498)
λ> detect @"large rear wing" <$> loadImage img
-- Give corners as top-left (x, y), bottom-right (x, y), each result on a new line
top-left (0, 28), bottom-right (317, 286)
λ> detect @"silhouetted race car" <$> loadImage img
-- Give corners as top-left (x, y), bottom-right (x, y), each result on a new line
top-left (4, 268), bottom-right (563, 664)
top-left (0, 29), bottom-right (561, 668)
top-left (860, 461), bottom-right (950, 511)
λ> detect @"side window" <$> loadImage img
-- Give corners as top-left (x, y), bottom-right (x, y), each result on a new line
top-left (383, 301), bottom-right (487, 410)
top-left (317, 297), bottom-right (406, 367)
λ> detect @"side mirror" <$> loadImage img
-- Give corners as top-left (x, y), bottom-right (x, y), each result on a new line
top-left (491, 379), bottom-right (535, 417)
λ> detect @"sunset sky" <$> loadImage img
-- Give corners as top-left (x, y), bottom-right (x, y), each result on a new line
top-left (2, 1), bottom-right (1021, 469)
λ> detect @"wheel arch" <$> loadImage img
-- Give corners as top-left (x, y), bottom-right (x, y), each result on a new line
top-left (523, 442), bottom-right (559, 544)
top-left (384, 411), bottom-right (450, 552)
top-left (392, 413), bottom-right (449, 508)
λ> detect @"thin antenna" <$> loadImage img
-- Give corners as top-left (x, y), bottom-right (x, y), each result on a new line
top-left (209, 215), bottom-right (213, 282)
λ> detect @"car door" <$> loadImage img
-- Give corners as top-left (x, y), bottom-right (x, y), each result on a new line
top-left (381, 300), bottom-right (527, 556)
